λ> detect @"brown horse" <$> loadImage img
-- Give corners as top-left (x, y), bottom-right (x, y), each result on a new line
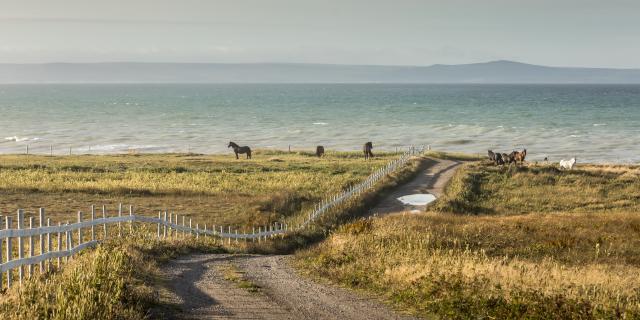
top-left (363, 142), bottom-right (374, 160)
top-left (228, 141), bottom-right (252, 159)
top-left (316, 146), bottom-right (325, 158)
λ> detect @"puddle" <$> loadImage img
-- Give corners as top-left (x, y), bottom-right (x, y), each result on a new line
top-left (397, 194), bottom-right (437, 206)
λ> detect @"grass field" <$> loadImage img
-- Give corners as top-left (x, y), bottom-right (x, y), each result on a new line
top-left (0, 150), bottom-right (398, 228)
top-left (297, 162), bottom-right (640, 319)
top-left (0, 233), bottom-right (225, 320)
top-left (0, 150), bottom-right (425, 319)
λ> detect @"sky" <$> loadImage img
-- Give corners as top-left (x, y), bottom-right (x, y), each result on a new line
top-left (0, 0), bottom-right (639, 68)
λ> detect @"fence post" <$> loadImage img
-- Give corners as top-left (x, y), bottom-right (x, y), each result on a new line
top-left (102, 205), bottom-right (107, 239)
top-left (17, 209), bottom-right (24, 285)
top-left (174, 214), bottom-right (178, 238)
top-left (182, 216), bottom-right (186, 238)
top-left (39, 208), bottom-right (45, 273)
top-left (220, 226), bottom-right (223, 245)
top-left (57, 222), bottom-right (62, 267)
top-left (118, 203), bottom-right (123, 237)
top-left (46, 218), bottom-right (51, 272)
top-left (163, 211), bottom-right (167, 238)
top-left (28, 217), bottom-right (34, 277)
top-left (196, 224), bottom-right (200, 239)
top-left (91, 205), bottom-right (95, 241)
top-left (204, 224), bottom-right (207, 239)
top-left (252, 227), bottom-right (255, 242)
top-left (77, 211), bottom-right (83, 249)
top-left (66, 222), bottom-right (71, 261)
top-left (228, 226), bottom-right (231, 245)
top-left (189, 219), bottom-right (192, 237)
top-left (5, 216), bottom-right (12, 288)
top-left (129, 205), bottom-right (133, 234)
top-left (157, 211), bottom-right (161, 238)
top-left (258, 227), bottom-right (261, 243)
top-left (168, 213), bottom-right (173, 238)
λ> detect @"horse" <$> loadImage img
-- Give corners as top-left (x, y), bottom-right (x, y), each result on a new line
top-left (316, 146), bottom-right (325, 158)
top-left (228, 141), bottom-right (252, 159)
top-left (488, 150), bottom-right (496, 163)
top-left (502, 152), bottom-right (514, 165)
top-left (560, 157), bottom-right (576, 170)
top-left (495, 153), bottom-right (505, 165)
top-left (363, 142), bottom-right (374, 160)
top-left (513, 149), bottom-right (527, 164)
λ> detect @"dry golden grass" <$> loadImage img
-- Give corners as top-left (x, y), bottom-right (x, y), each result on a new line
top-left (434, 162), bottom-right (640, 215)
top-left (0, 233), bottom-right (225, 320)
top-left (298, 163), bottom-right (640, 319)
top-left (0, 151), bottom-right (396, 227)
top-left (0, 150), bottom-right (429, 319)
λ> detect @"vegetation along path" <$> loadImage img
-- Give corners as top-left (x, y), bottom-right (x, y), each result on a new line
top-left (157, 158), bottom-right (459, 319)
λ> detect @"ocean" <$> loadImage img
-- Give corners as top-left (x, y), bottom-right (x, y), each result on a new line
top-left (1, 84), bottom-right (639, 163)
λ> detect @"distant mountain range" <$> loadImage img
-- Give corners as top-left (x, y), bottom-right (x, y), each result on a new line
top-left (1, 60), bottom-right (640, 84)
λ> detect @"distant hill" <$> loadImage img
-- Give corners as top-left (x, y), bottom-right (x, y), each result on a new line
top-left (1, 60), bottom-right (640, 84)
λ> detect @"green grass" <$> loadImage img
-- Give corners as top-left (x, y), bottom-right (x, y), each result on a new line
top-left (0, 151), bottom-right (399, 228)
top-left (219, 263), bottom-right (262, 293)
top-left (297, 162), bottom-right (640, 319)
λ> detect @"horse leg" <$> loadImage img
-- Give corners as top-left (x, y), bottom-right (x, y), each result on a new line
top-left (235, 151), bottom-right (239, 160)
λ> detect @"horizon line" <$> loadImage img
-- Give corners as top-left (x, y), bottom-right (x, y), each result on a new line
top-left (0, 60), bottom-right (639, 70)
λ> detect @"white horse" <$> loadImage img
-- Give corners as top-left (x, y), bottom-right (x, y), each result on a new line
top-left (559, 157), bottom-right (576, 170)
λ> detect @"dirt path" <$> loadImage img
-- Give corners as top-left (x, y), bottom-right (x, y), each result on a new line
top-left (371, 158), bottom-right (460, 215)
top-left (155, 254), bottom-right (417, 320)
top-left (155, 157), bottom-right (460, 319)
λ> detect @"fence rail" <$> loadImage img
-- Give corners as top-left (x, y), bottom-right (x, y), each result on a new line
top-left (0, 145), bottom-right (424, 291)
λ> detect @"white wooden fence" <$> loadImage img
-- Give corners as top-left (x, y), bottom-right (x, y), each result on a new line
top-left (0, 146), bottom-right (423, 290)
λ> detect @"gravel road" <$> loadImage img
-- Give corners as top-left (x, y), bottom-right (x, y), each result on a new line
top-left (155, 158), bottom-right (459, 319)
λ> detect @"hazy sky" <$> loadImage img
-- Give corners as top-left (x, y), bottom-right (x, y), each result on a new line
top-left (1, 0), bottom-right (639, 67)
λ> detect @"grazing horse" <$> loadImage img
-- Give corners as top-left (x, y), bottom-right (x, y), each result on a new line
top-left (228, 141), bottom-right (252, 159)
top-left (316, 146), bottom-right (325, 158)
top-left (502, 152), bottom-right (514, 165)
top-left (363, 142), bottom-right (374, 160)
top-left (560, 157), bottom-right (576, 170)
top-left (495, 153), bottom-right (505, 165)
top-left (488, 150), bottom-right (496, 163)
top-left (513, 149), bottom-right (527, 164)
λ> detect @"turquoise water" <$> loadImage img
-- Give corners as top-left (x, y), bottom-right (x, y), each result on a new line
top-left (0, 84), bottom-right (639, 163)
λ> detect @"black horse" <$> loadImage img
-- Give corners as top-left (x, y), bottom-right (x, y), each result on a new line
top-left (495, 153), bottom-right (505, 165)
top-left (488, 150), bottom-right (496, 163)
top-left (228, 141), bottom-right (252, 159)
top-left (363, 142), bottom-right (374, 160)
